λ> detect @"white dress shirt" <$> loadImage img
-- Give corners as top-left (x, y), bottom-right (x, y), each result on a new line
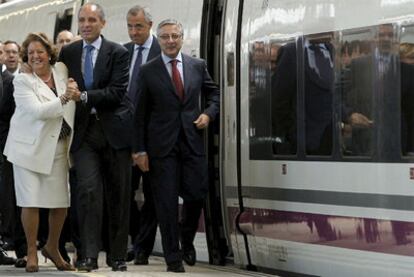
top-left (161, 51), bottom-right (184, 85)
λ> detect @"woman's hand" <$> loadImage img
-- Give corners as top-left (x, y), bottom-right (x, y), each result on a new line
top-left (65, 78), bottom-right (81, 101)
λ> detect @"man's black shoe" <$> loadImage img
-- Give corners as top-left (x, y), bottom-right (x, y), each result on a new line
top-left (76, 257), bottom-right (98, 272)
top-left (167, 261), bottom-right (185, 273)
top-left (14, 258), bottom-right (27, 268)
top-left (133, 252), bottom-right (149, 265)
top-left (111, 260), bottom-right (127, 271)
top-left (126, 250), bottom-right (134, 262)
top-left (105, 255), bottom-right (112, 267)
top-left (182, 248), bottom-right (196, 266)
top-left (0, 248), bottom-right (16, 265)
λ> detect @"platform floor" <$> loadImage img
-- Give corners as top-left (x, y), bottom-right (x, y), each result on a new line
top-left (0, 251), bottom-right (277, 276)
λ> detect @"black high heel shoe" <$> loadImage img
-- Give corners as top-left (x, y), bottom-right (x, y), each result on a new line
top-left (41, 248), bottom-right (75, 271)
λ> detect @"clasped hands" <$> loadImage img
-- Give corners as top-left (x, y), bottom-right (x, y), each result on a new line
top-left (63, 78), bottom-right (81, 101)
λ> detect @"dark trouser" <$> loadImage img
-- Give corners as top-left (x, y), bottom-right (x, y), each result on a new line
top-left (180, 201), bottom-right (204, 251)
top-left (150, 135), bottom-right (207, 265)
top-left (129, 167), bottom-right (141, 241)
top-left (73, 118), bottom-right (131, 260)
top-left (0, 157), bottom-right (26, 258)
top-left (132, 169), bottom-right (157, 256)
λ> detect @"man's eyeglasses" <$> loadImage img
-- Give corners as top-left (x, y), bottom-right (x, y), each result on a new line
top-left (159, 33), bottom-right (182, 41)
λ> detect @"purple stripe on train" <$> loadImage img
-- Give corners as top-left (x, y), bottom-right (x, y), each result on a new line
top-left (228, 207), bottom-right (414, 256)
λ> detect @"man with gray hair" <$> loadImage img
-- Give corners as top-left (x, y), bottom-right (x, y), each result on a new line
top-left (59, 2), bottom-right (130, 272)
top-left (133, 19), bottom-right (220, 272)
top-left (125, 5), bottom-right (160, 266)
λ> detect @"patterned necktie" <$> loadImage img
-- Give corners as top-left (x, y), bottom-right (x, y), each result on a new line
top-left (170, 59), bottom-right (184, 102)
top-left (128, 45), bottom-right (144, 104)
top-left (84, 44), bottom-right (94, 90)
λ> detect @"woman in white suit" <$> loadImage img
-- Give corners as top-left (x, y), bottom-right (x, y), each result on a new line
top-left (4, 33), bottom-right (77, 272)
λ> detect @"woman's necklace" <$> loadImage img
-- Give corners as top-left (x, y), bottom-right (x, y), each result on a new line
top-left (34, 71), bottom-right (52, 83)
top-left (42, 73), bottom-right (52, 83)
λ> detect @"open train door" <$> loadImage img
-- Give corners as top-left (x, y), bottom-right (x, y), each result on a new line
top-left (207, 0), bottom-right (257, 270)
top-left (199, 0), bottom-right (230, 266)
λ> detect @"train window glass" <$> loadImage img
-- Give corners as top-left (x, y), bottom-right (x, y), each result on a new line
top-left (53, 9), bottom-right (73, 41)
top-left (400, 25), bottom-right (414, 157)
top-left (373, 24), bottom-right (400, 161)
top-left (227, 52), bottom-right (234, 87)
top-left (249, 41), bottom-right (273, 159)
top-left (338, 28), bottom-right (376, 158)
top-left (270, 39), bottom-right (297, 156)
top-left (303, 33), bottom-right (335, 156)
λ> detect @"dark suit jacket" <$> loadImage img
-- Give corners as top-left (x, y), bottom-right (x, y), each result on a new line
top-left (272, 40), bottom-right (335, 153)
top-left (123, 35), bottom-right (161, 81)
top-left (401, 62), bottom-right (414, 153)
top-left (0, 69), bottom-right (15, 150)
top-left (59, 36), bottom-right (129, 151)
top-left (123, 36), bottom-right (161, 149)
top-left (348, 53), bottom-right (400, 159)
top-left (124, 36), bottom-right (161, 107)
top-left (134, 54), bottom-right (220, 158)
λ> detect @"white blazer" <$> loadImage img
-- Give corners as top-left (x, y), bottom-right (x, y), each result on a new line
top-left (4, 62), bottom-right (75, 175)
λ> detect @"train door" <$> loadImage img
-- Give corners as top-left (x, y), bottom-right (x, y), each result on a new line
top-left (53, 8), bottom-right (75, 41)
top-left (200, 0), bottom-right (229, 266)
top-left (221, 0), bottom-right (256, 270)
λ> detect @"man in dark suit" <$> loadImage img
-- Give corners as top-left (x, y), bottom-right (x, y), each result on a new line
top-left (0, 68), bottom-right (23, 267)
top-left (133, 19), bottom-right (220, 272)
top-left (124, 5), bottom-right (160, 266)
top-left (345, 24), bottom-right (398, 159)
top-left (59, 3), bottom-right (130, 272)
top-left (271, 35), bottom-right (372, 155)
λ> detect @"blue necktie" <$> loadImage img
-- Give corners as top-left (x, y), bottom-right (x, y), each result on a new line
top-left (128, 45), bottom-right (144, 104)
top-left (84, 44), bottom-right (94, 90)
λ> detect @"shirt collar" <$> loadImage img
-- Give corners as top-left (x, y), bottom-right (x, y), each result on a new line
top-left (135, 35), bottom-right (153, 51)
top-left (83, 36), bottom-right (102, 50)
top-left (161, 51), bottom-right (182, 65)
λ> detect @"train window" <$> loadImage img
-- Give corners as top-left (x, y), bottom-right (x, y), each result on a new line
top-left (249, 41), bottom-right (273, 159)
top-left (227, 52), bottom-right (235, 87)
top-left (338, 28), bottom-right (375, 157)
top-left (249, 24), bottom-right (406, 162)
top-left (339, 24), bottom-right (403, 161)
top-left (270, 39), bottom-right (297, 156)
top-left (303, 33), bottom-right (335, 156)
top-left (400, 25), bottom-right (414, 157)
top-left (53, 9), bottom-right (73, 42)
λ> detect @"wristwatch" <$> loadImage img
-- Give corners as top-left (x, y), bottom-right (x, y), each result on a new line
top-left (80, 91), bottom-right (87, 103)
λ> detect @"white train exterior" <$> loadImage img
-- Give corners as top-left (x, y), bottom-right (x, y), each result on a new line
top-left (2, 0), bottom-right (414, 276)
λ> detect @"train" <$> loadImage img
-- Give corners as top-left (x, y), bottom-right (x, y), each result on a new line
top-left (2, 0), bottom-right (414, 276)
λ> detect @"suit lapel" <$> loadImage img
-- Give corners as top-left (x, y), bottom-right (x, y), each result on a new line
top-left (52, 65), bottom-right (66, 96)
top-left (93, 37), bottom-right (111, 87)
top-left (0, 70), bottom-right (3, 97)
top-left (155, 56), bottom-right (180, 100)
top-left (148, 36), bottom-right (160, 61)
top-left (70, 42), bottom-right (84, 90)
top-left (182, 54), bottom-right (192, 103)
top-left (127, 43), bottom-right (134, 65)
